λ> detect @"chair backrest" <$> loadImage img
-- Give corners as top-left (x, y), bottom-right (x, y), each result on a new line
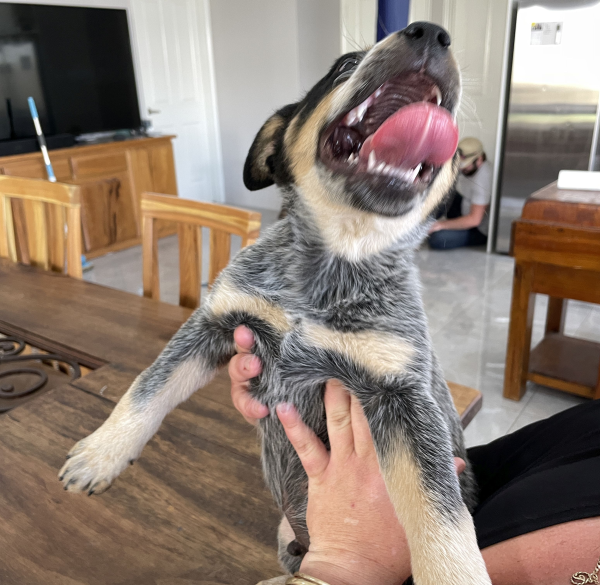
top-left (0, 176), bottom-right (82, 278)
top-left (141, 192), bottom-right (261, 308)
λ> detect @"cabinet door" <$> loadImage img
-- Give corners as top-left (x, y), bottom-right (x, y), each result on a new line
top-left (78, 178), bottom-right (117, 252)
top-left (76, 173), bottom-right (138, 253)
top-left (111, 171), bottom-right (139, 244)
top-left (148, 144), bottom-right (177, 195)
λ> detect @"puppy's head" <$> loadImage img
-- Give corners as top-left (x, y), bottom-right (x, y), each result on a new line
top-left (244, 22), bottom-right (461, 252)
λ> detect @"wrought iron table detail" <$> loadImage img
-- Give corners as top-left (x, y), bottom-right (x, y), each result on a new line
top-left (0, 335), bottom-right (82, 413)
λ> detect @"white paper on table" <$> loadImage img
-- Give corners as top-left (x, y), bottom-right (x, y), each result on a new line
top-left (557, 170), bottom-right (600, 191)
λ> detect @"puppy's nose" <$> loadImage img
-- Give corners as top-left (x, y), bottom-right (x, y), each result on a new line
top-left (401, 22), bottom-right (451, 50)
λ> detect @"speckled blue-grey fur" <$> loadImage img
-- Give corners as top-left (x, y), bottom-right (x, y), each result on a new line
top-left (60, 23), bottom-right (488, 583)
top-left (125, 190), bottom-right (476, 572)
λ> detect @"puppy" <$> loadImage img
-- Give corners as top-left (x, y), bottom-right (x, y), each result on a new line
top-left (59, 22), bottom-right (491, 585)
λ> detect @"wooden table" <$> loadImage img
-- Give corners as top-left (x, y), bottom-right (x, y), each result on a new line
top-left (0, 260), bottom-right (482, 584)
top-left (504, 182), bottom-right (600, 401)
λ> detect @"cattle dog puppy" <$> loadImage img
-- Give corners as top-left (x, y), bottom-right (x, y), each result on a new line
top-left (59, 22), bottom-right (491, 585)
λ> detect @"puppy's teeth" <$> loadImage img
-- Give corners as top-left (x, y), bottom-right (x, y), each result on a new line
top-left (368, 151), bottom-right (376, 171)
top-left (408, 165), bottom-right (421, 182)
top-left (435, 87), bottom-right (442, 106)
top-left (376, 162), bottom-right (386, 172)
top-left (343, 90), bottom-right (379, 126)
top-left (374, 85), bottom-right (384, 98)
top-left (343, 111), bottom-right (358, 126)
top-left (356, 95), bottom-right (374, 121)
top-left (347, 153), bottom-right (355, 163)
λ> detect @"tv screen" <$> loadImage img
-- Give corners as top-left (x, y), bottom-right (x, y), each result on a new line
top-left (0, 3), bottom-right (141, 141)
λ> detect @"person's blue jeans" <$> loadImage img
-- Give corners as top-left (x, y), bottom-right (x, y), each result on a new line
top-left (429, 191), bottom-right (488, 250)
top-left (429, 227), bottom-right (487, 250)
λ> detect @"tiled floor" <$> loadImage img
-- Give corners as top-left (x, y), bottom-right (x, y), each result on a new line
top-left (84, 209), bottom-right (599, 448)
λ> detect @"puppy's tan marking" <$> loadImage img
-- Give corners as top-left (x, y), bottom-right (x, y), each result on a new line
top-left (420, 157), bottom-right (459, 220)
top-left (254, 115), bottom-right (286, 178)
top-left (295, 153), bottom-right (458, 262)
top-left (383, 444), bottom-right (491, 585)
top-left (285, 91), bottom-right (339, 181)
top-left (303, 322), bottom-right (414, 377)
top-left (208, 277), bottom-right (292, 333)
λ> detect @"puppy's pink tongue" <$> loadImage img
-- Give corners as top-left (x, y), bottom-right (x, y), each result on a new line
top-left (359, 102), bottom-right (458, 169)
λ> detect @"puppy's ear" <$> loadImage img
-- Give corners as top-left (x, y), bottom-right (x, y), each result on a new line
top-left (243, 104), bottom-right (297, 191)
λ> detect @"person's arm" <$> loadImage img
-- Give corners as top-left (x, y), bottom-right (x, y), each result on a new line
top-left (429, 203), bottom-right (486, 233)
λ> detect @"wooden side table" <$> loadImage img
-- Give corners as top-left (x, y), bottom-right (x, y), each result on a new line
top-left (503, 182), bottom-right (600, 401)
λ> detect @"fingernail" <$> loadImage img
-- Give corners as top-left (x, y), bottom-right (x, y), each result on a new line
top-left (254, 402), bottom-right (269, 415)
top-left (277, 402), bottom-right (293, 414)
top-left (242, 355), bottom-right (258, 371)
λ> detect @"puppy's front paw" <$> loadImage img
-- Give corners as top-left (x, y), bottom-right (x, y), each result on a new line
top-left (58, 430), bottom-right (137, 495)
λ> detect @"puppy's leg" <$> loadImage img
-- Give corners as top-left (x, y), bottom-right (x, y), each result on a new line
top-left (363, 391), bottom-right (491, 585)
top-left (59, 309), bottom-right (234, 494)
top-left (276, 515), bottom-right (307, 574)
top-left (259, 397), bottom-right (316, 574)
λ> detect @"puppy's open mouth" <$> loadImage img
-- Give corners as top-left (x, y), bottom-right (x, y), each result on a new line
top-left (320, 72), bottom-right (458, 188)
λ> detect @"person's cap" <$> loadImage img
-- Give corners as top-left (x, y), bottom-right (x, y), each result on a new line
top-left (457, 137), bottom-right (484, 169)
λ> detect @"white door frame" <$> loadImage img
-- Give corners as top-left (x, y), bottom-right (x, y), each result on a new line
top-left (340, 0), bottom-right (377, 54)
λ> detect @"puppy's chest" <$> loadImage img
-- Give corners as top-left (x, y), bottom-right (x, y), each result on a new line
top-left (253, 295), bottom-right (417, 396)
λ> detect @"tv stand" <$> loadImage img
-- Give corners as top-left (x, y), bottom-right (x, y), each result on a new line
top-left (0, 135), bottom-right (177, 258)
top-left (0, 134), bottom-right (76, 157)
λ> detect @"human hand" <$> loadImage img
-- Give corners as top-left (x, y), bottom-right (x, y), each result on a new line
top-left (229, 326), bottom-right (268, 425)
top-left (276, 381), bottom-right (411, 585)
top-left (277, 382), bottom-right (466, 585)
top-left (229, 328), bottom-right (466, 585)
top-left (428, 220), bottom-right (444, 234)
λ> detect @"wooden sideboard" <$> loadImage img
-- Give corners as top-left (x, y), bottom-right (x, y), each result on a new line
top-left (0, 136), bottom-right (177, 258)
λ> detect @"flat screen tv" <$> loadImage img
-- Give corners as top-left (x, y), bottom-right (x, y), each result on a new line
top-left (0, 3), bottom-right (141, 150)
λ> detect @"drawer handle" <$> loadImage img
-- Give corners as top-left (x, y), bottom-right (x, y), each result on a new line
top-left (148, 108), bottom-right (161, 115)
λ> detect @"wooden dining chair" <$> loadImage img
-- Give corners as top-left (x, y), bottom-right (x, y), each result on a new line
top-left (0, 175), bottom-right (83, 278)
top-left (141, 192), bottom-right (261, 309)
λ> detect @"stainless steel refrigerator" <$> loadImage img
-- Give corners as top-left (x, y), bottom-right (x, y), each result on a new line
top-left (493, 0), bottom-right (600, 252)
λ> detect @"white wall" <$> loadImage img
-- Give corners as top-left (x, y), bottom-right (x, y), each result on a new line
top-left (210, 0), bottom-right (342, 211)
top-left (297, 0), bottom-right (341, 92)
